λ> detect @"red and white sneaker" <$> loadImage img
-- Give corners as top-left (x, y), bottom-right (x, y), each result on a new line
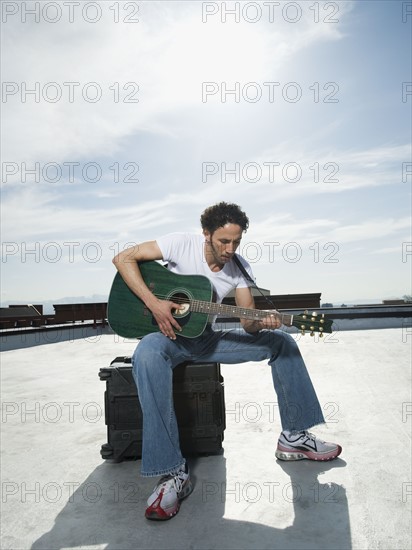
top-left (276, 430), bottom-right (342, 461)
top-left (145, 463), bottom-right (193, 520)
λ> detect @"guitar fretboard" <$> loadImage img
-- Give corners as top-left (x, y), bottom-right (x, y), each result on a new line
top-left (189, 300), bottom-right (293, 326)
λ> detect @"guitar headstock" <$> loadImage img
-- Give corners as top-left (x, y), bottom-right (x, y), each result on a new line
top-left (292, 310), bottom-right (333, 337)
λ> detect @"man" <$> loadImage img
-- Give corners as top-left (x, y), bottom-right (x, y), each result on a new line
top-left (113, 202), bottom-right (341, 521)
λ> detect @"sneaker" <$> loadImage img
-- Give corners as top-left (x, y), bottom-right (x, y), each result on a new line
top-left (276, 430), bottom-right (342, 461)
top-left (145, 463), bottom-right (193, 520)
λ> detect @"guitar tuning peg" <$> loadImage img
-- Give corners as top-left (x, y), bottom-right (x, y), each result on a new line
top-left (319, 332), bottom-right (324, 338)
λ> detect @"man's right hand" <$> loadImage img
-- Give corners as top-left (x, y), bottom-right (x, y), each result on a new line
top-left (148, 298), bottom-right (183, 340)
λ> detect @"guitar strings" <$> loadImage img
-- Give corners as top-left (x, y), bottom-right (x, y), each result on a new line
top-left (138, 291), bottom-right (326, 328)
top-left (147, 292), bottom-right (289, 321)
top-left (149, 292), bottom-right (227, 311)
top-left (128, 291), bottom-right (327, 330)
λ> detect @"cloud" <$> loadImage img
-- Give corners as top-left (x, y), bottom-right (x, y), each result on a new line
top-left (2, 1), bottom-right (352, 162)
top-left (2, 1), bottom-right (409, 305)
top-left (195, 142), bottom-right (410, 204)
top-left (0, 188), bottom-right (204, 242)
top-left (244, 214), bottom-right (410, 254)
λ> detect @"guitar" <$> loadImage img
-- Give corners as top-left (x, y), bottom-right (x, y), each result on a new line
top-left (107, 260), bottom-right (333, 339)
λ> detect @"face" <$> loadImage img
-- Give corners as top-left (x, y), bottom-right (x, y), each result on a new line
top-left (203, 223), bottom-right (243, 266)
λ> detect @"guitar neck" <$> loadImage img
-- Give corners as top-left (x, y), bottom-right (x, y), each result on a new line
top-left (190, 300), bottom-right (293, 326)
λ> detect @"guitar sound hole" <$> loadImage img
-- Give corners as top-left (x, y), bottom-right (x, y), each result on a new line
top-left (169, 292), bottom-right (191, 318)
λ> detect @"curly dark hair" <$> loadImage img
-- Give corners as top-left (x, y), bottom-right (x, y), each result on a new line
top-left (200, 202), bottom-right (249, 234)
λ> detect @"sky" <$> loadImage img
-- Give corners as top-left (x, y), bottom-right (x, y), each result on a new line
top-left (1, 0), bottom-right (411, 307)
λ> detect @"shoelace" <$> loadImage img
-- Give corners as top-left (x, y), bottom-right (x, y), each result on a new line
top-left (174, 470), bottom-right (188, 493)
top-left (303, 431), bottom-right (327, 445)
top-left (158, 469), bottom-right (187, 494)
top-left (287, 431), bottom-right (317, 443)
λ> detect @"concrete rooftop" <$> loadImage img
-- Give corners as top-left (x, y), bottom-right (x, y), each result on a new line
top-left (1, 326), bottom-right (411, 549)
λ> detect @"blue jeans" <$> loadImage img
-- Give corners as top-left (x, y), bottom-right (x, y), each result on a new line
top-left (131, 326), bottom-right (325, 477)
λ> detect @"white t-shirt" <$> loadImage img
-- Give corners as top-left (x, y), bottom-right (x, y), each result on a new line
top-left (156, 232), bottom-right (255, 304)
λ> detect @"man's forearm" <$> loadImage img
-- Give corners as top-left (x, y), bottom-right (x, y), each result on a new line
top-left (112, 252), bottom-right (157, 309)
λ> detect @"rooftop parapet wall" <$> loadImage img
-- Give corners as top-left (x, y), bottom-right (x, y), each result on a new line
top-left (0, 303), bottom-right (107, 330)
top-left (1, 304), bottom-right (411, 352)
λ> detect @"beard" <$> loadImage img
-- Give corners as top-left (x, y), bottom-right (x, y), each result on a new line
top-left (207, 240), bottom-right (232, 266)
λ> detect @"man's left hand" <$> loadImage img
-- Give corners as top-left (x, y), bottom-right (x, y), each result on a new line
top-left (259, 313), bottom-right (282, 330)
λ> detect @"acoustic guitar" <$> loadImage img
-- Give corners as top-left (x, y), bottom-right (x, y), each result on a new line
top-left (107, 260), bottom-right (333, 339)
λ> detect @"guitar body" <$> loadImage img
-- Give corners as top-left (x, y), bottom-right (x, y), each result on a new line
top-left (107, 261), bottom-right (213, 339)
